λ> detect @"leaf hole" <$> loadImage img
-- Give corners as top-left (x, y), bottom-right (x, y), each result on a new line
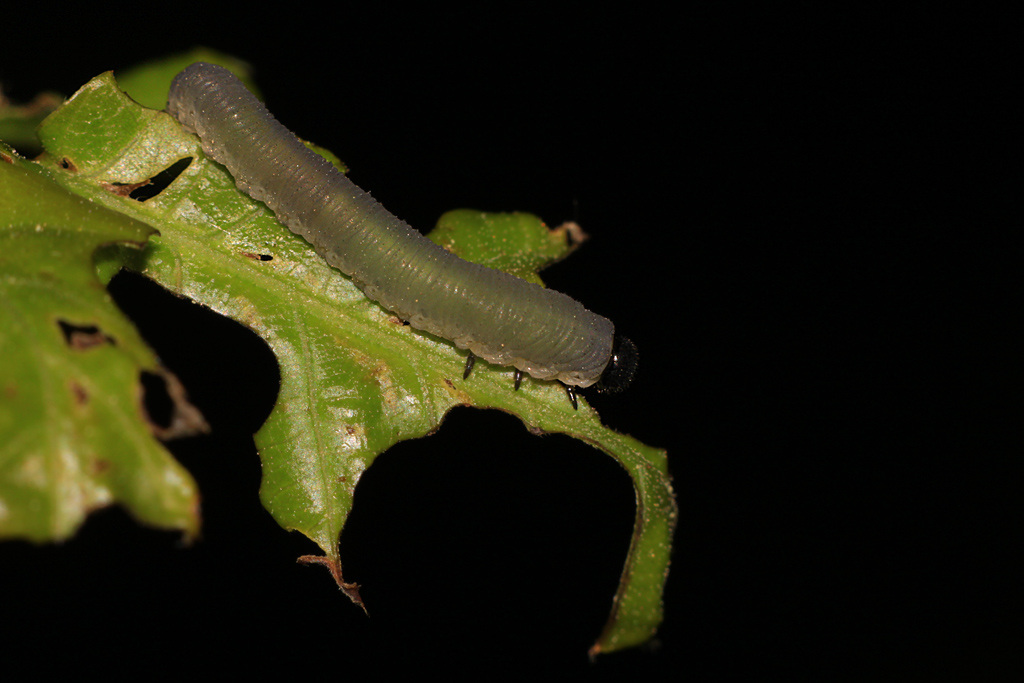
top-left (240, 252), bottom-right (274, 261)
top-left (60, 157), bottom-right (76, 171)
top-left (57, 319), bottom-right (115, 349)
top-left (107, 271), bottom-right (277, 437)
top-left (140, 371), bottom-right (173, 430)
top-left (138, 369), bottom-right (209, 440)
top-left (128, 157), bottom-right (193, 201)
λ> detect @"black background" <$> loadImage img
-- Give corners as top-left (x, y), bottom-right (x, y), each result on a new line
top-left (2, 6), bottom-right (1021, 679)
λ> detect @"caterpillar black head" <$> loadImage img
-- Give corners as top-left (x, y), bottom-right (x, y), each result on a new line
top-left (593, 335), bottom-right (638, 394)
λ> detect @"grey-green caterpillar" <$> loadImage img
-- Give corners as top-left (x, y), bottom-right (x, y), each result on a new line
top-left (166, 63), bottom-right (636, 406)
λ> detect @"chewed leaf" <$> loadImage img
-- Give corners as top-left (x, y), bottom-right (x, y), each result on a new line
top-left (0, 144), bottom-right (201, 541)
top-left (26, 66), bottom-right (674, 654)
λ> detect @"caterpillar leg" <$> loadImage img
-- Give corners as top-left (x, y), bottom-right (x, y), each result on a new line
top-left (462, 352), bottom-right (476, 380)
top-left (514, 369), bottom-right (523, 391)
top-left (565, 385), bottom-right (579, 410)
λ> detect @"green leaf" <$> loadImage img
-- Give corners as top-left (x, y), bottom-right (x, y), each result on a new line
top-left (428, 209), bottom-right (586, 286)
top-left (0, 143), bottom-right (202, 541)
top-left (7, 61), bottom-right (676, 654)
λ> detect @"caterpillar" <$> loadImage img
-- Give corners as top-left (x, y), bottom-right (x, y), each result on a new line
top-left (166, 63), bottom-right (636, 408)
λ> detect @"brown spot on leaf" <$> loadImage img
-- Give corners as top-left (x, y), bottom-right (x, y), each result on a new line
top-left (70, 381), bottom-right (89, 405)
top-left (1, 151), bottom-right (13, 164)
top-left (60, 158), bottom-right (76, 172)
top-left (240, 252), bottom-right (274, 261)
